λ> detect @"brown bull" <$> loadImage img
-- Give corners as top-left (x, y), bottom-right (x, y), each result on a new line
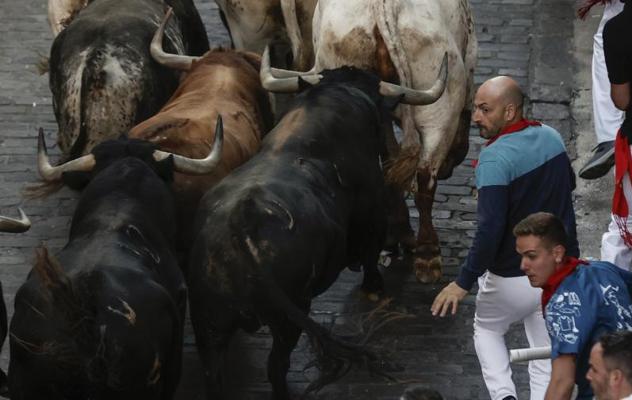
top-left (129, 8), bottom-right (274, 250)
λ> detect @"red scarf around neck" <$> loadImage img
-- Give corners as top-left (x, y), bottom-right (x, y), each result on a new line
top-left (612, 131), bottom-right (632, 248)
top-left (541, 256), bottom-right (588, 313)
top-left (472, 119), bottom-right (542, 168)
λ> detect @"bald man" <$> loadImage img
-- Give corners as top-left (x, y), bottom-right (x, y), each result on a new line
top-left (431, 76), bottom-right (579, 400)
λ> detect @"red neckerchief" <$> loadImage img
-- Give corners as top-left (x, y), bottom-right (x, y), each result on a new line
top-left (471, 119), bottom-right (542, 168)
top-left (577, 0), bottom-right (612, 20)
top-left (612, 131), bottom-right (632, 248)
top-left (541, 257), bottom-right (588, 313)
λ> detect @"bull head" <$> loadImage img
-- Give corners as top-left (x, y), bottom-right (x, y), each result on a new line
top-left (37, 116), bottom-right (224, 181)
top-left (0, 208), bottom-right (31, 233)
top-left (150, 7), bottom-right (201, 71)
top-left (260, 45), bottom-right (448, 105)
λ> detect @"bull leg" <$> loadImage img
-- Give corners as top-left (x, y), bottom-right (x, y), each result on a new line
top-left (195, 330), bottom-right (231, 400)
top-left (413, 172), bottom-right (442, 283)
top-left (267, 318), bottom-right (302, 400)
top-left (190, 304), bottom-right (232, 400)
top-left (438, 110), bottom-right (471, 180)
top-left (383, 123), bottom-right (416, 254)
top-left (361, 258), bottom-right (385, 302)
top-left (361, 213), bottom-right (386, 301)
top-left (384, 185), bottom-right (416, 254)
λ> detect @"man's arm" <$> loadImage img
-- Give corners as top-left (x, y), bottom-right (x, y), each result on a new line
top-left (431, 281), bottom-right (467, 317)
top-left (545, 354), bottom-right (576, 400)
top-left (611, 82), bottom-right (631, 111)
top-left (431, 158), bottom-right (510, 316)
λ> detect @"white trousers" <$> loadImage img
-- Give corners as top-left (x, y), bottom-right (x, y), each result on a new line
top-left (592, 1), bottom-right (625, 144)
top-left (474, 272), bottom-right (551, 400)
top-left (601, 146), bottom-right (632, 271)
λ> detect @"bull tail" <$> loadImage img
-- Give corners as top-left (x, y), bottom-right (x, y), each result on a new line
top-left (66, 57), bottom-right (92, 160)
top-left (263, 276), bottom-right (395, 395)
top-left (374, 0), bottom-right (422, 189)
top-left (23, 54), bottom-right (91, 198)
top-left (35, 54), bottom-right (50, 75)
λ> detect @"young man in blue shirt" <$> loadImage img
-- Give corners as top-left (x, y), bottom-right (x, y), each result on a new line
top-left (515, 212), bottom-right (632, 400)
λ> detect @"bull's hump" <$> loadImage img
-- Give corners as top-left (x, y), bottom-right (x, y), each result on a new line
top-left (267, 108), bottom-right (307, 152)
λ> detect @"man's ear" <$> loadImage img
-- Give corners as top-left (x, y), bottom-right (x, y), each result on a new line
top-left (505, 103), bottom-right (517, 121)
top-left (552, 244), bottom-right (566, 263)
top-left (609, 368), bottom-right (623, 389)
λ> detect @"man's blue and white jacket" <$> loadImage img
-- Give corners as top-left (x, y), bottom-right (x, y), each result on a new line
top-left (546, 261), bottom-right (632, 399)
top-left (455, 124), bottom-right (580, 291)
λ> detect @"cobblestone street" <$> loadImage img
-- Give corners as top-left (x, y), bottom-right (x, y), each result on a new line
top-left (0, 0), bottom-right (600, 399)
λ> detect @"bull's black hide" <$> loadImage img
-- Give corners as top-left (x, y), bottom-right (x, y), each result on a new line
top-left (9, 139), bottom-right (186, 400)
top-left (188, 67), bottom-right (396, 400)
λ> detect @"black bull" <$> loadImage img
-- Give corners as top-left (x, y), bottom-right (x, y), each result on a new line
top-left (188, 68), bottom-right (398, 399)
top-left (9, 139), bottom-right (187, 400)
top-left (49, 0), bottom-right (209, 158)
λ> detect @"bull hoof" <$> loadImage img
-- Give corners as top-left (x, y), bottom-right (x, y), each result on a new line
top-left (414, 256), bottom-right (443, 283)
top-left (360, 287), bottom-right (383, 302)
top-left (361, 274), bottom-right (384, 301)
top-left (365, 291), bottom-right (381, 302)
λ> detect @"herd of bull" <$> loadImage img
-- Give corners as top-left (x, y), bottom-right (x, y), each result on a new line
top-left (0, 0), bottom-right (478, 398)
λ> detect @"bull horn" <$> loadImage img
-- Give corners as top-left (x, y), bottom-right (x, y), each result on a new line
top-left (0, 208), bottom-right (31, 233)
top-left (379, 52), bottom-right (449, 105)
top-left (150, 7), bottom-right (200, 71)
top-left (270, 66), bottom-right (318, 78)
top-left (38, 128), bottom-right (96, 181)
top-left (260, 45), bottom-right (322, 93)
top-left (153, 115), bottom-right (224, 175)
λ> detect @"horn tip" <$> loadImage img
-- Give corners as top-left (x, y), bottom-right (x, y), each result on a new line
top-left (18, 208), bottom-right (32, 227)
top-left (38, 129), bottom-right (48, 155)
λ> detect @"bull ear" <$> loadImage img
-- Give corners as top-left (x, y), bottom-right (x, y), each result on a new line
top-left (154, 155), bottom-right (175, 183)
top-left (61, 170), bottom-right (92, 190)
top-left (33, 246), bottom-right (72, 298)
top-left (238, 51), bottom-right (262, 72)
